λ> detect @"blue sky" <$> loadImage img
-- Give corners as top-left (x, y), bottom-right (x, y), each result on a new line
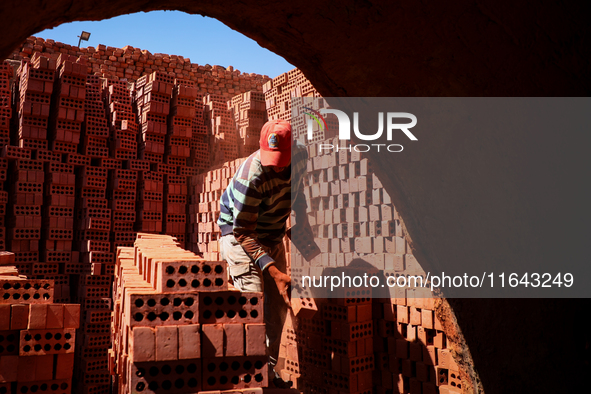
top-left (36, 11), bottom-right (293, 78)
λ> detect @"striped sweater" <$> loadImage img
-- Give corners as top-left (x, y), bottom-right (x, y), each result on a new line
top-left (217, 141), bottom-right (308, 270)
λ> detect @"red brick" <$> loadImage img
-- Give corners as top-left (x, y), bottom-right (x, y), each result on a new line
top-left (407, 324), bottom-right (417, 342)
top-left (0, 355), bottom-right (19, 382)
top-left (396, 305), bottom-right (409, 324)
top-left (245, 323), bottom-right (266, 356)
top-left (28, 304), bottom-right (47, 329)
top-left (422, 309), bottom-right (434, 329)
top-left (423, 382), bottom-right (438, 394)
top-left (416, 363), bottom-right (429, 382)
top-left (201, 356), bottom-right (268, 390)
top-left (410, 307), bottom-right (422, 326)
top-left (383, 303), bottom-right (395, 322)
top-left (46, 304), bottom-right (63, 328)
top-left (10, 304), bottom-right (29, 330)
top-left (63, 304), bottom-right (80, 329)
top-left (224, 323), bottom-right (244, 357)
top-left (410, 378), bottom-right (422, 394)
top-left (131, 326), bottom-right (155, 362)
top-left (35, 354), bottom-right (53, 381)
top-left (410, 342), bottom-right (423, 362)
top-left (178, 324), bottom-right (201, 359)
top-left (19, 328), bottom-right (75, 356)
top-left (202, 324), bottom-right (224, 357)
top-left (424, 345), bottom-right (438, 366)
top-left (155, 325), bottom-right (178, 361)
top-left (55, 353), bottom-right (75, 380)
top-left (434, 331), bottom-right (445, 349)
top-left (357, 304), bottom-right (372, 322)
top-left (435, 367), bottom-right (448, 386)
top-left (0, 304), bottom-right (10, 330)
top-left (17, 355), bottom-right (36, 381)
top-left (396, 339), bottom-right (409, 359)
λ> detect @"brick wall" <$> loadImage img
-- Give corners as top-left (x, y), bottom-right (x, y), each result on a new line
top-left (9, 36), bottom-right (270, 98)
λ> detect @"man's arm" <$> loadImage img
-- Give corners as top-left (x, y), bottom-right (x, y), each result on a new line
top-left (232, 177), bottom-right (274, 270)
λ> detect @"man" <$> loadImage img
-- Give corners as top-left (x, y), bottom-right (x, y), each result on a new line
top-left (217, 119), bottom-right (308, 388)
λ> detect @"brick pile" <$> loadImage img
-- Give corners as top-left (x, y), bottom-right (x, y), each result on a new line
top-left (166, 78), bottom-right (196, 168)
top-left (15, 53), bottom-right (55, 150)
top-left (259, 70), bottom-right (466, 393)
top-left (189, 94), bottom-right (209, 172)
top-left (0, 159), bottom-right (5, 252)
top-left (135, 71), bottom-right (173, 164)
top-left (227, 91), bottom-right (267, 156)
top-left (111, 233), bottom-right (267, 393)
top-left (108, 168), bottom-right (138, 250)
top-left (204, 94), bottom-right (239, 165)
top-left (263, 69), bottom-right (338, 144)
top-left (4, 152), bottom-right (42, 276)
top-left (0, 63), bottom-right (12, 146)
top-left (10, 37), bottom-right (270, 97)
top-left (0, 252), bottom-right (80, 393)
top-left (49, 54), bottom-right (87, 154)
top-left (71, 274), bottom-right (112, 393)
top-left (0, 52), bottom-right (266, 391)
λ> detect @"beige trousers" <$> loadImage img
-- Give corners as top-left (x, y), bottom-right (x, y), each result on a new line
top-left (219, 234), bottom-right (288, 370)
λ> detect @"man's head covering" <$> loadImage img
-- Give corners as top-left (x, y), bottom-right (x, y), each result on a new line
top-left (259, 119), bottom-right (292, 167)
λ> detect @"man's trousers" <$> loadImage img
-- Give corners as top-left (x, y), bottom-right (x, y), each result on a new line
top-left (219, 233), bottom-right (288, 371)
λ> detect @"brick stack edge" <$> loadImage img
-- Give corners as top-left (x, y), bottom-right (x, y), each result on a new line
top-left (111, 233), bottom-right (266, 393)
top-left (10, 37), bottom-right (270, 97)
top-left (0, 38), bottom-right (467, 394)
top-left (0, 251), bottom-right (81, 394)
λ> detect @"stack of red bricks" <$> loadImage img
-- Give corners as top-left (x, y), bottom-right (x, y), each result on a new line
top-left (76, 164), bottom-right (113, 275)
top-left (0, 62), bottom-right (12, 146)
top-left (163, 172), bottom-right (188, 249)
top-left (284, 291), bottom-right (375, 393)
top-left (111, 233), bottom-right (267, 393)
top-left (259, 68), bottom-right (466, 393)
top-left (99, 78), bottom-right (131, 160)
top-left (204, 94), bottom-right (239, 166)
top-left (15, 53), bottom-right (55, 150)
top-left (10, 37), bottom-right (271, 96)
top-left (263, 69), bottom-right (337, 145)
top-left (227, 91), bottom-right (267, 157)
top-left (187, 159), bottom-right (246, 259)
top-left (375, 287), bottom-right (461, 393)
top-left (108, 168), bottom-right (138, 250)
top-left (41, 158), bottom-right (76, 281)
top-left (48, 53), bottom-right (87, 155)
top-left (3, 148), bottom-right (42, 276)
top-left (0, 252), bottom-right (80, 393)
top-left (136, 170), bottom-right (164, 234)
top-left (71, 273), bottom-right (112, 393)
top-left (263, 71), bottom-right (297, 123)
top-left (166, 78), bottom-right (196, 167)
top-left (135, 71), bottom-right (174, 164)
top-left (0, 158), bottom-right (6, 252)
top-left (189, 94), bottom-right (209, 172)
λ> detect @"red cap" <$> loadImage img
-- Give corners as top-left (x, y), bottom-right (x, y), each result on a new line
top-left (259, 119), bottom-right (292, 167)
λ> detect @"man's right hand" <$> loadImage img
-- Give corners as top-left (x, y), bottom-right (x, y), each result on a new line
top-left (267, 264), bottom-right (292, 308)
